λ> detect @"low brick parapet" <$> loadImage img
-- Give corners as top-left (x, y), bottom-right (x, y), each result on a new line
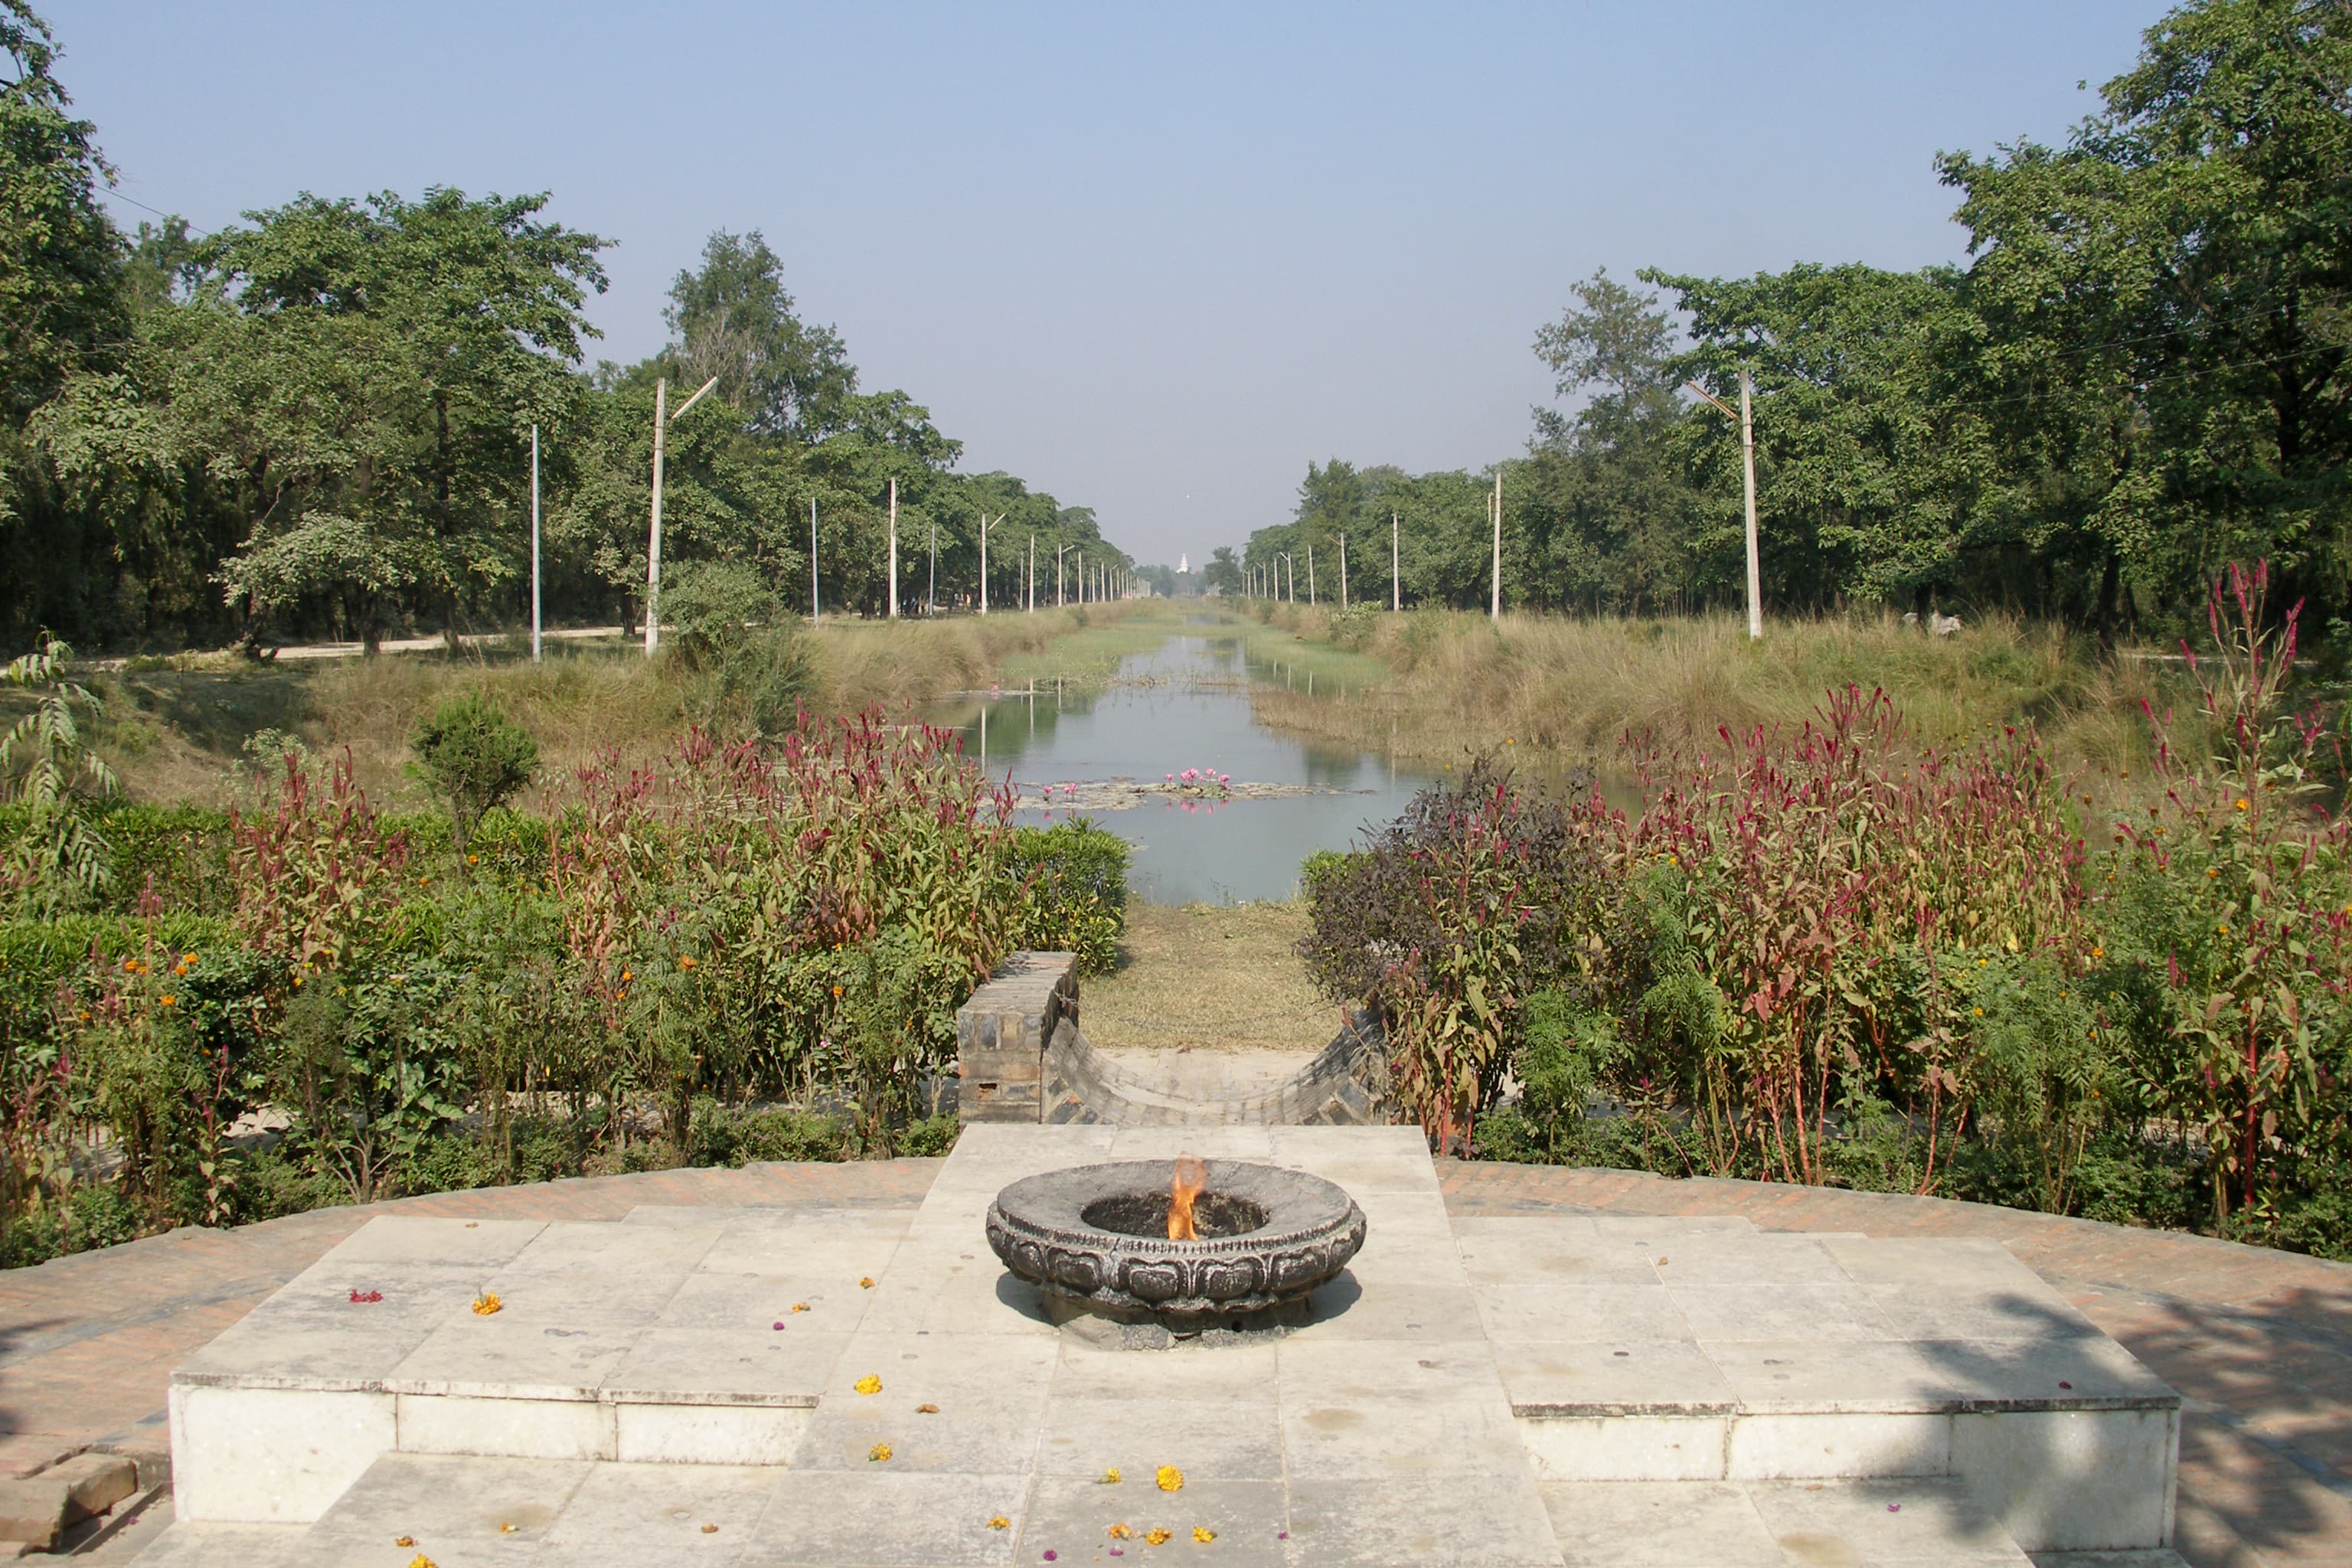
top-left (953, 951), bottom-right (1079, 1122)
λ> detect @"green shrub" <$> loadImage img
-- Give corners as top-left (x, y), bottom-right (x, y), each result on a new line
top-left (409, 693), bottom-right (538, 853)
top-left (1009, 818), bottom-right (1129, 974)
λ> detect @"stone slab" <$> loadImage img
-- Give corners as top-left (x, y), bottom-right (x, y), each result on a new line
top-left (152, 1127), bottom-right (2177, 1560)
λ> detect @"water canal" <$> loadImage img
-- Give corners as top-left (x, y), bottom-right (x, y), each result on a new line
top-left (924, 625), bottom-right (1435, 904)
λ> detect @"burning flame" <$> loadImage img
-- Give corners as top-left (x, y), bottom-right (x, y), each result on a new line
top-left (1168, 1157), bottom-right (1207, 1241)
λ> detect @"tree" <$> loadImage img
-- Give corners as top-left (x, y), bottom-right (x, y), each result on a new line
top-left (665, 230), bottom-right (858, 442)
top-left (198, 190), bottom-right (611, 648)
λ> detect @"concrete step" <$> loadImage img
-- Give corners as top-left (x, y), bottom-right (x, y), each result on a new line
top-left (135, 1463), bottom-right (2082, 1566)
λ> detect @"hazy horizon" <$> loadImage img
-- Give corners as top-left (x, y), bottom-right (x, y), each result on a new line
top-left (57, 1), bottom-right (2171, 568)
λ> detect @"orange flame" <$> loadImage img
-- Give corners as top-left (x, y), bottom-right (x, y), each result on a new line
top-left (1168, 1157), bottom-right (1207, 1241)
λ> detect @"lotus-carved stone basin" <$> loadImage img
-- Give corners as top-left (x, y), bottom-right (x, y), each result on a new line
top-left (985, 1159), bottom-right (1367, 1326)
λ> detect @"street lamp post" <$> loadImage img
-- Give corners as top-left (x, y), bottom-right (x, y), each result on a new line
top-left (645, 374), bottom-right (720, 655)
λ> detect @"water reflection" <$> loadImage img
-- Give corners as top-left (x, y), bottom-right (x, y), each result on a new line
top-left (924, 633), bottom-right (1434, 904)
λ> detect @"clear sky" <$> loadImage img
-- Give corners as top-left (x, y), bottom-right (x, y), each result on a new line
top-left (52, 1), bottom-right (2172, 568)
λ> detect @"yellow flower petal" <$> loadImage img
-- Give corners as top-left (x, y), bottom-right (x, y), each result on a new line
top-left (394, 1538), bottom-right (415, 1549)
top-left (854, 1374), bottom-right (883, 1396)
top-left (1147, 1527), bottom-right (1173, 1545)
top-left (792, 1302), bottom-right (809, 1313)
top-left (470, 1292), bottom-right (501, 1316)
top-left (1156, 1465), bottom-right (1184, 1492)
top-left (1099, 1466), bottom-right (1122, 1485)
top-left (988, 1516), bottom-right (1011, 1530)
top-left (1108, 1523), bottom-right (1134, 1540)
top-left (1194, 1526), bottom-right (1217, 1543)
top-left (860, 1276), bottom-right (876, 1289)
top-left (867, 1442), bottom-right (892, 1462)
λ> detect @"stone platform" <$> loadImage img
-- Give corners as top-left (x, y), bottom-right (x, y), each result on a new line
top-left (137, 1126), bottom-right (2184, 1565)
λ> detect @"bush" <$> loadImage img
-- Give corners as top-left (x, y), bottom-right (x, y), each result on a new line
top-left (409, 692), bottom-right (538, 852)
top-left (1009, 818), bottom-right (1129, 974)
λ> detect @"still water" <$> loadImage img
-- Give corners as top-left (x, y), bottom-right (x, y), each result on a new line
top-left (924, 631), bottom-right (1434, 904)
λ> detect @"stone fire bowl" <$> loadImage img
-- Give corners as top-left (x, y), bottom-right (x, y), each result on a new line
top-left (985, 1158), bottom-right (1367, 1325)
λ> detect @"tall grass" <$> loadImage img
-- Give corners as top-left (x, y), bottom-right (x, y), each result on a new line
top-left (1242, 601), bottom-right (2210, 782)
top-left (82, 606), bottom-right (1147, 808)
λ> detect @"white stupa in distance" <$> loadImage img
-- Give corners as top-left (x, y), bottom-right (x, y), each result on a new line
top-left (1178, 553), bottom-right (1189, 574)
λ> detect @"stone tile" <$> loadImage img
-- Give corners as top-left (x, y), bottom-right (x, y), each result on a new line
top-left (1037, 1396), bottom-right (1282, 1481)
top-left (1517, 1416), bottom-right (1729, 1481)
top-left (113, 1522), bottom-right (314, 1567)
top-left (1538, 1479), bottom-right (1782, 1567)
top-left (1491, 1340), bottom-right (1735, 1414)
top-left (1277, 1338), bottom-right (1508, 1404)
top-left (168, 1384), bottom-right (394, 1524)
top-left (305, 1451), bottom-right (593, 1561)
top-left (1704, 1339), bottom-right (1952, 1412)
top-left (1105, 1128), bottom-right (1279, 1161)
top-left (743, 1469), bottom-right (1031, 1566)
top-left (1745, 1476), bottom-right (2027, 1562)
top-left (1724, 1411), bottom-right (1951, 1479)
top-left (1646, 1235), bottom-right (1853, 1288)
top-left (855, 1253), bottom-right (1061, 1338)
top-left (1280, 1396), bottom-right (1527, 1481)
top-left (1667, 1284), bottom-right (1901, 1343)
top-left (791, 1334), bottom-right (1056, 1474)
top-left (1950, 1408), bottom-right (2177, 1553)
top-left (1453, 1219), bottom-right (1668, 1290)
top-left (470, 1266), bottom-right (695, 1329)
top-left (1021, 1475), bottom-right (1288, 1568)
top-left (506, 1220), bottom-right (724, 1276)
top-left (175, 1312), bottom-right (451, 1390)
top-left (1294, 1276), bottom-right (1486, 1342)
top-left (536, 1459), bottom-right (775, 1560)
top-left (1864, 1282), bottom-right (2105, 1343)
top-left (320, 1216), bottom-right (547, 1269)
top-left (384, 1316), bottom-right (642, 1400)
top-left (1907, 1338), bottom-right (2177, 1410)
top-left (1819, 1236), bottom-right (2047, 1291)
top-left (603, 1328), bottom-right (842, 1403)
top-left (1585, 1215), bottom-right (1754, 1240)
top-left (395, 1392), bottom-right (614, 1460)
top-left (615, 1405), bottom-right (809, 1465)
top-left (1051, 1337), bottom-right (1281, 1400)
top-left (1286, 1474), bottom-right (1564, 1566)
top-left (655, 1272), bottom-right (870, 1334)
top-left (1474, 1282), bottom-right (1692, 1344)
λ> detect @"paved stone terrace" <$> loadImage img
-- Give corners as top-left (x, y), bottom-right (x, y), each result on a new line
top-left (2, 1157), bottom-right (2345, 1566)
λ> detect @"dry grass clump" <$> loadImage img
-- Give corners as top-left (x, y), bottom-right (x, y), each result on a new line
top-left (1242, 602), bottom-right (2206, 778)
top-left (1081, 900), bottom-right (1342, 1054)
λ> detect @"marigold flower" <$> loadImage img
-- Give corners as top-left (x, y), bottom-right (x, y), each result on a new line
top-left (792, 1301), bottom-right (809, 1312)
top-left (470, 1292), bottom-right (501, 1316)
top-left (1099, 1467), bottom-right (1122, 1485)
top-left (1193, 1527), bottom-right (1217, 1543)
top-left (1156, 1465), bottom-right (1184, 1492)
top-left (395, 1537), bottom-right (414, 1547)
top-left (407, 1555), bottom-right (436, 1568)
top-left (159, 995), bottom-right (175, 1007)
top-left (859, 1276), bottom-right (876, 1289)
top-left (466, 854), bottom-right (479, 864)
top-left (854, 1374), bottom-right (883, 1395)
top-left (1146, 1528), bottom-right (1173, 1545)
top-left (2236, 798), bottom-right (2249, 811)
top-left (1108, 1524), bottom-right (1134, 1540)
top-left (681, 956), bottom-right (698, 969)
top-left (988, 1517), bottom-right (1011, 1530)
top-left (867, 1443), bottom-right (892, 1462)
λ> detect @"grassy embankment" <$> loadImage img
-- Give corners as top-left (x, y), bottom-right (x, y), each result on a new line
top-left (1237, 600), bottom-right (2220, 792)
top-left (1080, 900), bottom-right (1336, 1056)
top-left (65, 605), bottom-right (1153, 808)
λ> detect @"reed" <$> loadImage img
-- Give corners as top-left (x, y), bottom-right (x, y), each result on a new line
top-left (1240, 601), bottom-right (2210, 782)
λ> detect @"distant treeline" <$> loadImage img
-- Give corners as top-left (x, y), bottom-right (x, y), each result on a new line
top-left (0, 2), bottom-right (1126, 656)
top-left (1232, 0), bottom-right (2352, 642)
